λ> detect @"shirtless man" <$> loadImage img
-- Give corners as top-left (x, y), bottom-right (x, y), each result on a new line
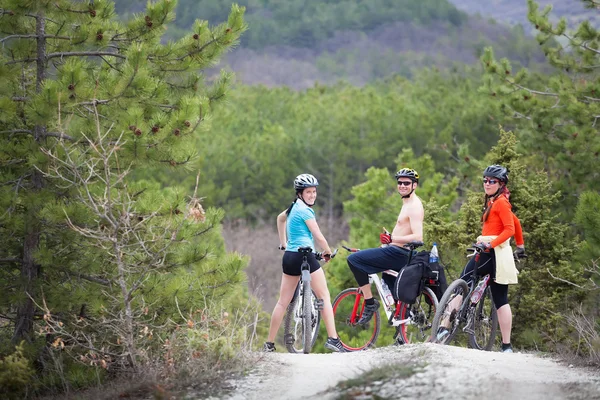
top-left (346, 168), bottom-right (424, 325)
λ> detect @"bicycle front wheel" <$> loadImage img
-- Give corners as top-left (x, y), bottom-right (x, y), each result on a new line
top-left (467, 286), bottom-right (498, 351)
top-left (397, 286), bottom-right (438, 344)
top-left (430, 279), bottom-right (469, 345)
top-left (283, 285), bottom-right (321, 354)
top-left (332, 288), bottom-right (380, 351)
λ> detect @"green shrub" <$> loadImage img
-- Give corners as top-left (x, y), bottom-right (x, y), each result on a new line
top-left (0, 342), bottom-right (33, 399)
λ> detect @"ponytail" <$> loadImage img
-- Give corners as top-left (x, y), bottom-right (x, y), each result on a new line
top-left (285, 199), bottom-right (298, 216)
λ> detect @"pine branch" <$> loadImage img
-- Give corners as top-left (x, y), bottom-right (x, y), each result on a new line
top-left (4, 51), bottom-right (126, 65)
top-left (0, 34), bottom-right (71, 44)
top-left (0, 129), bottom-right (32, 135)
top-left (44, 131), bottom-right (76, 141)
top-left (172, 37), bottom-right (221, 62)
top-left (0, 313), bottom-right (15, 321)
top-left (0, 257), bottom-right (22, 264)
top-left (63, 269), bottom-right (111, 286)
top-left (158, 155), bottom-right (192, 166)
top-left (47, 51), bottom-right (126, 61)
top-left (5, 57), bottom-right (36, 65)
top-left (53, 5), bottom-right (93, 14)
top-left (99, 55), bottom-right (121, 72)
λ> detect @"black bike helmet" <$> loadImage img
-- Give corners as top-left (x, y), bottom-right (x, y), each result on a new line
top-left (293, 173), bottom-right (319, 190)
top-left (483, 165), bottom-right (509, 183)
top-left (394, 168), bottom-right (419, 183)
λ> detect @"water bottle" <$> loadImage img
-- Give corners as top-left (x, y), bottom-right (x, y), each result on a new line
top-left (381, 281), bottom-right (395, 308)
top-left (429, 242), bottom-right (439, 263)
top-left (470, 274), bottom-right (490, 304)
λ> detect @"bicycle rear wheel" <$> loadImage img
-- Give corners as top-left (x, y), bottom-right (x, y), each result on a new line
top-left (302, 279), bottom-right (313, 353)
top-left (467, 286), bottom-right (498, 351)
top-left (283, 284), bottom-right (321, 354)
top-left (332, 288), bottom-right (380, 351)
top-left (397, 286), bottom-right (438, 344)
top-left (430, 279), bottom-right (469, 345)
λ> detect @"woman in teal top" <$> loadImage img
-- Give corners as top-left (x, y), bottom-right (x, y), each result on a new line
top-left (263, 174), bottom-right (345, 353)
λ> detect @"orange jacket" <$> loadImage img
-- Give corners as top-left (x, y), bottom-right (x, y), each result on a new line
top-left (482, 196), bottom-right (520, 248)
top-left (513, 213), bottom-right (524, 246)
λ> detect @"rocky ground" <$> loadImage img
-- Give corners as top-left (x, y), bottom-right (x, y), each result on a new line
top-left (213, 343), bottom-right (600, 400)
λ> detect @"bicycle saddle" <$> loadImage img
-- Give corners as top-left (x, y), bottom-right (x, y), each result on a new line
top-left (404, 241), bottom-right (424, 250)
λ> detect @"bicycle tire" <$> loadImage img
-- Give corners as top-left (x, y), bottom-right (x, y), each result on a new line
top-left (430, 278), bottom-right (469, 345)
top-left (302, 278), bottom-right (313, 353)
top-left (467, 286), bottom-right (498, 351)
top-left (397, 286), bottom-right (438, 344)
top-left (332, 288), bottom-right (380, 351)
top-left (283, 285), bottom-right (321, 354)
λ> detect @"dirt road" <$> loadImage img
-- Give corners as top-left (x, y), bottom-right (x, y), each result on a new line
top-left (220, 343), bottom-right (600, 400)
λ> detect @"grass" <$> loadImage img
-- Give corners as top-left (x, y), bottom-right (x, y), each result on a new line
top-left (333, 361), bottom-right (424, 400)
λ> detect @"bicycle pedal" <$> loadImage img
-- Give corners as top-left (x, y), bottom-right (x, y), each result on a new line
top-left (315, 299), bottom-right (324, 311)
top-left (284, 333), bottom-right (295, 345)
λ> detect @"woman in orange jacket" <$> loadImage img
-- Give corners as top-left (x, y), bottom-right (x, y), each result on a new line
top-left (437, 165), bottom-right (525, 353)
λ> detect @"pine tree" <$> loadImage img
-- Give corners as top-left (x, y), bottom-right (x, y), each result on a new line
top-left (0, 0), bottom-right (246, 349)
top-left (480, 0), bottom-right (600, 215)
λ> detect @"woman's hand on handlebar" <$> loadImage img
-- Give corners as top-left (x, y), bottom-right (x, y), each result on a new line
top-left (317, 248), bottom-right (338, 262)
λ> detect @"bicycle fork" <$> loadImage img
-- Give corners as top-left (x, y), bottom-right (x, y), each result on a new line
top-left (463, 305), bottom-right (476, 335)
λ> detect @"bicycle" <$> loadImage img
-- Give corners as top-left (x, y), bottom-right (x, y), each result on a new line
top-left (429, 243), bottom-right (498, 350)
top-left (283, 247), bottom-right (337, 354)
top-left (332, 241), bottom-right (440, 351)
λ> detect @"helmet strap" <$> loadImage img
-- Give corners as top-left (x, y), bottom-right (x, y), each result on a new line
top-left (401, 188), bottom-right (415, 199)
top-left (298, 193), bottom-right (315, 207)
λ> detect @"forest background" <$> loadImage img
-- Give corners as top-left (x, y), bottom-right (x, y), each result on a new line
top-left (0, 0), bottom-right (599, 398)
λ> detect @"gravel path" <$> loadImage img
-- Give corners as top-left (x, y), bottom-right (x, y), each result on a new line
top-left (217, 343), bottom-right (600, 400)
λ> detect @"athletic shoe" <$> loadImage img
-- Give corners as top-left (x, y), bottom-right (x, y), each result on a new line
top-left (324, 337), bottom-right (347, 353)
top-left (393, 330), bottom-right (405, 346)
top-left (394, 337), bottom-right (405, 346)
top-left (263, 342), bottom-right (276, 352)
top-left (357, 299), bottom-right (379, 325)
top-left (435, 327), bottom-right (450, 343)
top-left (501, 344), bottom-right (513, 353)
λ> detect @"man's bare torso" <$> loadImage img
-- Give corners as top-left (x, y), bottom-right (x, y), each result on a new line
top-left (391, 195), bottom-right (424, 246)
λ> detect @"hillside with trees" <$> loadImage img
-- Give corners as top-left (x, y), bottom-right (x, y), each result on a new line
top-left (449, 0), bottom-right (598, 28)
top-left (114, 0), bottom-right (549, 88)
top-left (1, 0), bottom-right (598, 398)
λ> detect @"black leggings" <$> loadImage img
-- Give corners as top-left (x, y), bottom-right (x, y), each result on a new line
top-left (460, 251), bottom-right (509, 309)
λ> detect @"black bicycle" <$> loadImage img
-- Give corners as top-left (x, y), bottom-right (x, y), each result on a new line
top-left (430, 243), bottom-right (498, 350)
top-left (283, 247), bottom-right (337, 354)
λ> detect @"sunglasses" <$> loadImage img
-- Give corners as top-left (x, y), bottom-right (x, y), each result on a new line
top-left (397, 181), bottom-right (413, 187)
top-left (483, 178), bottom-right (499, 185)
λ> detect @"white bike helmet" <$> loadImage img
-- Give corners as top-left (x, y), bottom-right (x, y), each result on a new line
top-left (293, 174), bottom-right (319, 190)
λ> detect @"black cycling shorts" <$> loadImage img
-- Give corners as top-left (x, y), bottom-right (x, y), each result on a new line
top-left (282, 251), bottom-right (321, 276)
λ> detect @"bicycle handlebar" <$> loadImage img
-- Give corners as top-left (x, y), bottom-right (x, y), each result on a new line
top-left (467, 243), bottom-right (528, 262)
top-left (316, 248), bottom-right (338, 261)
top-left (342, 245), bottom-right (359, 253)
top-left (287, 246), bottom-right (337, 261)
